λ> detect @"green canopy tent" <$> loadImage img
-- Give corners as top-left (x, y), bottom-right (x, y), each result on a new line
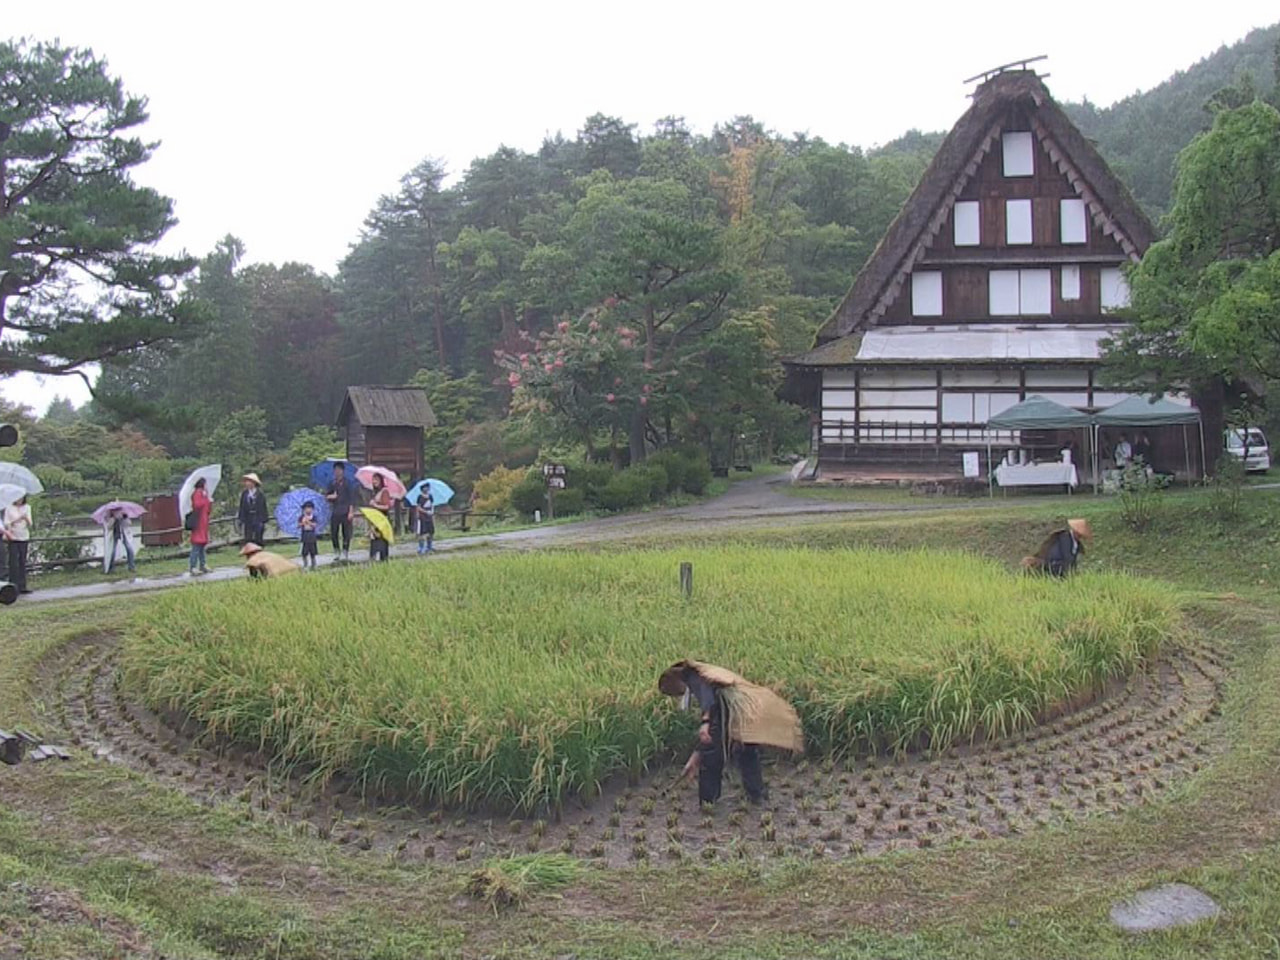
top-left (984, 396), bottom-right (1096, 495)
top-left (1093, 396), bottom-right (1203, 487)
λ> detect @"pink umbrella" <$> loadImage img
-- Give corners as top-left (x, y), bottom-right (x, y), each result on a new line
top-left (355, 465), bottom-right (407, 499)
top-left (91, 500), bottom-right (147, 526)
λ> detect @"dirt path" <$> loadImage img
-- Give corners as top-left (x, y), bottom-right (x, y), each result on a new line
top-left (24, 475), bottom-right (945, 605)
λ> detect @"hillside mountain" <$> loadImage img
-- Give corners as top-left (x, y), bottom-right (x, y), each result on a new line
top-left (1061, 22), bottom-right (1280, 223)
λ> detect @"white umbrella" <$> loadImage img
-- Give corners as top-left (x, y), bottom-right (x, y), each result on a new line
top-left (179, 464), bottom-right (222, 518)
top-left (0, 462), bottom-right (43, 495)
top-left (0, 483), bottom-right (26, 510)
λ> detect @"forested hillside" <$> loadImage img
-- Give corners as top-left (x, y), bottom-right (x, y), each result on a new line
top-left (22, 22), bottom-right (1277, 496)
top-left (1063, 22), bottom-right (1280, 220)
top-left (91, 118), bottom-right (940, 474)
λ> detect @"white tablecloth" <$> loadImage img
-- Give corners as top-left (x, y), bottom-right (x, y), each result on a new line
top-left (994, 462), bottom-right (1079, 488)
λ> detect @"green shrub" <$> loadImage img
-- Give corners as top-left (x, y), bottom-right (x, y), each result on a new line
top-left (1207, 455), bottom-right (1247, 522)
top-left (646, 451), bottom-right (686, 493)
top-left (678, 451), bottom-right (712, 495)
top-left (571, 461), bottom-right (615, 506)
top-left (1117, 462), bottom-right (1169, 531)
top-left (598, 468), bottom-right (654, 511)
top-left (549, 487), bottom-right (586, 516)
top-left (472, 465), bottom-right (525, 517)
top-left (638, 464), bottom-right (668, 501)
top-left (509, 472), bottom-right (547, 517)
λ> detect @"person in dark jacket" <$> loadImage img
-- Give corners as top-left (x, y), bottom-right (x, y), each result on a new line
top-left (237, 472), bottom-right (268, 547)
top-left (659, 661), bottom-right (803, 806)
top-left (325, 461), bottom-right (355, 561)
top-left (1022, 518), bottom-right (1092, 577)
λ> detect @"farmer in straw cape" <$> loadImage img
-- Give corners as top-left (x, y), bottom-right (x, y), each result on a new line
top-left (1022, 518), bottom-right (1093, 578)
top-left (658, 660), bottom-right (803, 806)
top-left (240, 542), bottom-right (301, 579)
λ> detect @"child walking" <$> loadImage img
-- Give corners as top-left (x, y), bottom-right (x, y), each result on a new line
top-left (416, 492), bottom-right (435, 555)
top-left (298, 501), bottom-right (320, 570)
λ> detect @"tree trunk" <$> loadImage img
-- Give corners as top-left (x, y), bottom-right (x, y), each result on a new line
top-left (1192, 377), bottom-right (1226, 476)
top-left (629, 407), bottom-right (647, 464)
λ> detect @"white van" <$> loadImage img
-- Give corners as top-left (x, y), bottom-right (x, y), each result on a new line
top-left (1225, 428), bottom-right (1271, 472)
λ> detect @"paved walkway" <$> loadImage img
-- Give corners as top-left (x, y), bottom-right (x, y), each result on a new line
top-left (25, 474), bottom-right (933, 605)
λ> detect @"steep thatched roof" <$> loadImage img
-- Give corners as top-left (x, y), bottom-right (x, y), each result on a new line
top-left (337, 386), bottom-right (437, 428)
top-left (811, 71), bottom-right (1156, 345)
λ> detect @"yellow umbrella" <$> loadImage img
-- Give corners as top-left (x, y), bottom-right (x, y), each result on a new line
top-left (359, 507), bottom-right (394, 545)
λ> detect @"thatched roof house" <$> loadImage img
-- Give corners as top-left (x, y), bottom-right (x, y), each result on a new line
top-left (782, 69), bottom-right (1198, 480)
top-left (336, 386), bottom-right (437, 479)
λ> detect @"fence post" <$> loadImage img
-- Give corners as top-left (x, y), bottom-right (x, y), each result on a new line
top-left (679, 562), bottom-right (693, 599)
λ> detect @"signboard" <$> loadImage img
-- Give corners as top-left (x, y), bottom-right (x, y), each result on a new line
top-left (542, 463), bottom-right (567, 486)
top-left (962, 451), bottom-right (980, 478)
top-left (547, 477), bottom-right (566, 489)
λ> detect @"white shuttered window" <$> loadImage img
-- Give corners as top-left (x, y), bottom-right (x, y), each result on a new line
top-left (1061, 264), bottom-right (1081, 301)
top-left (1002, 132), bottom-right (1034, 176)
top-left (1020, 269), bottom-right (1051, 315)
top-left (1060, 198), bottom-right (1087, 244)
top-left (989, 269), bottom-right (1053, 316)
top-left (911, 271), bottom-right (943, 317)
top-left (1006, 199), bottom-right (1033, 244)
top-left (1100, 267), bottom-right (1131, 310)
top-left (954, 200), bottom-right (980, 246)
top-left (989, 270), bottom-right (1021, 316)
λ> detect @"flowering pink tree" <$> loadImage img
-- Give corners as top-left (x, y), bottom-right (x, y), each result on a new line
top-left (499, 305), bottom-right (668, 464)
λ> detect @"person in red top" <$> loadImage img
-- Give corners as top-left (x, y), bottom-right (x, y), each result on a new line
top-left (188, 478), bottom-right (213, 575)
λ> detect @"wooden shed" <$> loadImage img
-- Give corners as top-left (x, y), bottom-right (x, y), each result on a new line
top-left (336, 386), bottom-right (437, 480)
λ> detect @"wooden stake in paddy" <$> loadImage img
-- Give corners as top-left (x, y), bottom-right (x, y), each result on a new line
top-left (680, 562), bottom-right (693, 598)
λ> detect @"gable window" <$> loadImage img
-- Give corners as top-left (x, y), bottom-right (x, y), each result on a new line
top-left (1002, 132), bottom-right (1034, 177)
top-left (911, 270), bottom-right (943, 317)
top-left (989, 269), bottom-right (1052, 316)
top-left (1006, 199), bottom-right (1033, 245)
top-left (954, 200), bottom-right (980, 246)
top-left (1100, 267), bottom-right (1131, 311)
top-left (1061, 265), bottom-right (1081, 301)
top-left (1060, 198), bottom-right (1087, 244)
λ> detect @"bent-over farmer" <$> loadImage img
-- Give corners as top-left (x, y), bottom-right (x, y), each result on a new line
top-left (658, 660), bottom-right (803, 806)
top-left (240, 542), bottom-right (300, 579)
top-left (1022, 517), bottom-right (1093, 577)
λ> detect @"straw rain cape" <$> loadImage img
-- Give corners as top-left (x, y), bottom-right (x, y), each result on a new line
top-left (666, 660), bottom-right (804, 753)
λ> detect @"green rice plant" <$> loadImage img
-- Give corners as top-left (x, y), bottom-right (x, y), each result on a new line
top-left (124, 546), bottom-right (1181, 813)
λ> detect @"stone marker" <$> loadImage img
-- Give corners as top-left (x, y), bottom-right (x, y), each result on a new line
top-left (1110, 884), bottom-right (1222, 933)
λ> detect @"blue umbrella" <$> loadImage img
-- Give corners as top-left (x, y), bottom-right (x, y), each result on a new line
top-left (275, 488), bottom-right (331, 538)
top-left (310, 458), bottom-right (358, 491)
top-left (406, 478), bottom-right (455, 507)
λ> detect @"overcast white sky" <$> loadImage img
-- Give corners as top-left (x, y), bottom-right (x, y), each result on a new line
top-left (5, 1), bottom-right (1277, 414)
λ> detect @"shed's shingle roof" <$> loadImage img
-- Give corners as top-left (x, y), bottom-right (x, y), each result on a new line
top-left (810, 71), bottom-right (1156, 345)
top-left (337, 386), bottom-right (437, 428)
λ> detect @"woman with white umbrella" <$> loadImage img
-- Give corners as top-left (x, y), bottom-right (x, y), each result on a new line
top-left (3, 494), bottom-right (33, 595)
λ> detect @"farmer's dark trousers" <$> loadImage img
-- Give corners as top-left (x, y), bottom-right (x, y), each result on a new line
top-left (244, 524), bottom-right (265, 548)
top-left (698, 703), bottom-right (765, 804)
top-left (6, 541), bottom-right (28, 593)
top-left (330, 515), bottom-right (351, 552)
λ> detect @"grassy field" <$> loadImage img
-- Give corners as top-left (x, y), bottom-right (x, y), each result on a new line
top-left (3, 488), bottom-right (1280, 958)
top-left (123, 548), bottom-right (1179, 812)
